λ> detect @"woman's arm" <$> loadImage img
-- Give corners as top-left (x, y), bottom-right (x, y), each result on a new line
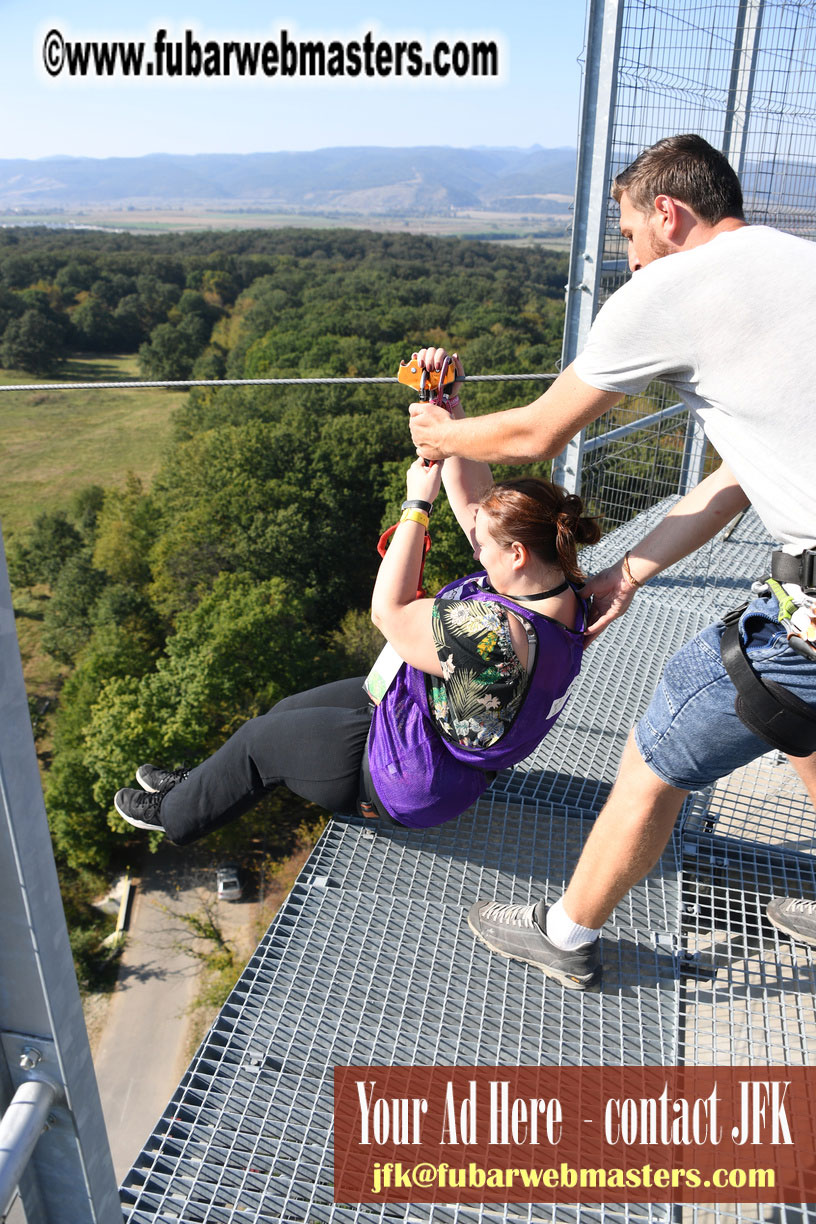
top-left (412, 348), bottom-right (493, 548)
top-left (370, 458), bottom-right (445, 677)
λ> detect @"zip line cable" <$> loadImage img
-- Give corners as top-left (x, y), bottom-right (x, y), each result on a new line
top-left (0, 372), bottom-right (558, 393)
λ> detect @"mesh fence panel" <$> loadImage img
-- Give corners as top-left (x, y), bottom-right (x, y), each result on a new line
top-left (576, 0), bottom-right (816, 530)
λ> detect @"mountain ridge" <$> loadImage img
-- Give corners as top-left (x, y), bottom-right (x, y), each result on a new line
top-left (0, 147), bottom-right (577, 215)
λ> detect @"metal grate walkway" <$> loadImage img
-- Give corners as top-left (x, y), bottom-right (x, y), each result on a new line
top-left (119, 501), bottom-right (816, 1224)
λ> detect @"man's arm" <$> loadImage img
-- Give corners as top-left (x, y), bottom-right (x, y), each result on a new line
top-left (439, 404), bottom-right (494, 546)
top-left (409, 364), bottom-right (623, 464)
top-left (584, 461), bottom-right (750, 641)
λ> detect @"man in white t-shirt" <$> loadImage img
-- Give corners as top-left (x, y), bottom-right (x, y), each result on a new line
top-left (409, 134), bottom-right (816, 988)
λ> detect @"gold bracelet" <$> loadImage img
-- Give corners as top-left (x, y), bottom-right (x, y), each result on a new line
top-left (622, 551), bottom-right (644, 590)
top-left (400, 508), bottom-right (430, 529)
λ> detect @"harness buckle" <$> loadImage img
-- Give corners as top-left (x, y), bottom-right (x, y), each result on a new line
top-left (803, 549), bottom-right (816, 593)
top-left (771, 548), bottom-right (816, 594)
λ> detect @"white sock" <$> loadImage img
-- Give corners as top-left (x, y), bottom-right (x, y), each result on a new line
top-left (545, 897), bottom-right (601, 951)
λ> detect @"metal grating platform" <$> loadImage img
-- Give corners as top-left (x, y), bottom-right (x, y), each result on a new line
top-left (496, 599), bottom-right (710, 807)
top-left (121, 796), bottom-right (682, 1224)
top-left (679, 846), bottom-right (816, 1067)
top-left (120, 500), bottom-right (816, 1223)
top-left (684, 753), bottom-right (816, 861)
top-left (581, 501), bottom-right (773, 619)
top-left (298, 799), bottom-right (680, 934)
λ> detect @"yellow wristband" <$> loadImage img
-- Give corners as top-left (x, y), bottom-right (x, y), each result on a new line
top-left (399, 509), bottom-right (430, 529)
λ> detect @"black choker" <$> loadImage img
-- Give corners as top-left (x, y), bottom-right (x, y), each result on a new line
top-left (486, 579), bottom-right (569, 600)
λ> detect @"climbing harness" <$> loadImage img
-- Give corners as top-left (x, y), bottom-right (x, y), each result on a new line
top-left (720, 557), bottom-right (816, 755)
top-left (764, 576), bottom-right (816, 658)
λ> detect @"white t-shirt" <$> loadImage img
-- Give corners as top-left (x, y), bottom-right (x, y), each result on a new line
top-left (573, 225), bottom-right (816, 550)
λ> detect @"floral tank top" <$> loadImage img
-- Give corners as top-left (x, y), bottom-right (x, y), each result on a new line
top-left (428, 597), bottom-right (537, 749)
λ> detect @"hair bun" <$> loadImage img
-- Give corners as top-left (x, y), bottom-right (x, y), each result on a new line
top-left (557, 494), bottom-right (582, 526)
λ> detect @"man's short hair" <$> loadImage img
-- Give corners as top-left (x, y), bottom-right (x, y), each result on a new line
top-left (612, 134), bottom-right (745, 225)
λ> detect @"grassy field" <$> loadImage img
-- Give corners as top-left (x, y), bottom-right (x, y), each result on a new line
top-left (0, 353), bottom-right (184, 540)
top-left (0, 207), bottom-right (572, 250)
top-left (2, 353), bottom-right (183, 711)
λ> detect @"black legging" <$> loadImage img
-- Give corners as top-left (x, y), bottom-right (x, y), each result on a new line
top-left (159, 677), bottom-right (372, 845)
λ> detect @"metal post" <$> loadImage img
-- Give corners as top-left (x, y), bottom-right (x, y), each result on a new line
top-left (552, 0), bottom-right (624, 494)
top-left (678, 411), bottom-right (709, 495)
top-left (723, 0), bottom-right (766, 178)
top-left (667, 0), bottom-right (767, 501)
top-left (0, 527), bottom-right (122, 1223)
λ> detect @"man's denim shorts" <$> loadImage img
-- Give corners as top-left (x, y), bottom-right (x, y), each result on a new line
top-left (634, 591), bottom-right (816, 791)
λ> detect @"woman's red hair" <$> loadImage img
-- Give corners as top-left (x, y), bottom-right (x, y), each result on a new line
top-left (478, 478), bottom-right (600, 583)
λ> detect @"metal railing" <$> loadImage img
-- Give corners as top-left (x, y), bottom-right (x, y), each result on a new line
top-left (0, 532), bottom-right (122, 1223)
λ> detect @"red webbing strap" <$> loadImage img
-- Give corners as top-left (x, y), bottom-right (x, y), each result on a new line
top-left (376, 523), bottom-right (432, 600)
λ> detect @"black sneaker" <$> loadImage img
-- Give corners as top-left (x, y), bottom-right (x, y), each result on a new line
top-left (767, 897), bottom-right (816, 947)
top-left (467, 900), bottom-right (601, 990)
top-left (136, 764), bottom-right (188, 793)
top-left (114, 787), bottom-right (165, 833)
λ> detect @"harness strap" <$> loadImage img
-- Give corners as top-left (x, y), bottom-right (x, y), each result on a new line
top-left (771, 548), bottom-right (816, 593)
top-left (358, 726), bottom-right (401, 825)
top-left (720, 607), bottom-right (816, 756)
top-left (376, 523), bottom-right (432, 600)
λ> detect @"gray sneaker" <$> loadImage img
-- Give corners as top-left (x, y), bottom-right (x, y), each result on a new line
top-left (136, 764), bottom-right (189, 793)
top-left (467, 900), bottom-right (601, 990)
top-left (114, 787), bottom-right (165, 833)
top-left (767, 897), bottom-right (816, 947)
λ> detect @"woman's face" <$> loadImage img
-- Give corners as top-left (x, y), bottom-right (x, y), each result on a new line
top-left (473, 507), bottom-right (515, 587)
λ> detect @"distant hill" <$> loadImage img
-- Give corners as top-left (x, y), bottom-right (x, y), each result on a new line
top-left (0, 147), bottom-right (577, 216)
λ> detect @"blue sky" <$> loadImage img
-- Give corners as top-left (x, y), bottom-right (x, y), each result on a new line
top-left (2, 0), bottom-right (588, 159)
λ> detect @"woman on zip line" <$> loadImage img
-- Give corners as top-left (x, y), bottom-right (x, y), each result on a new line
top-left (114, 348), bottom-right (599, 844)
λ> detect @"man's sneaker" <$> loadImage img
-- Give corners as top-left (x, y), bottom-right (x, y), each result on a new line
top-left (136, 764), bottom-right (188, 793)
top-left (467, 900), bottom-right (601, 990)
top-left (114, 787), bottom-right (165, 833)
top-left (767, 897), bottom-right (816, 947)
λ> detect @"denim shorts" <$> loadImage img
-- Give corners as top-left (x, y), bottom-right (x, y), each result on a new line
top-left (634, 591), bottom-right (816, 790)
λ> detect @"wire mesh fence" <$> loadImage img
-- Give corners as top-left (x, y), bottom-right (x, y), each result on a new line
top-left (574, 0), bottom-right (816, 531)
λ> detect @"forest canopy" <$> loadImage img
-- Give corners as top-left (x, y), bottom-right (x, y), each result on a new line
top-left (4, 225), bottom-right (568, 883)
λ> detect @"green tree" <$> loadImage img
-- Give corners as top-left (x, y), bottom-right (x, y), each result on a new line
top-left (71, 296), bottom-right (119, 351)
top-left (112, 294), bottom-right (149, 347)
top-left (68, 485), bottom-right (106, 544)
top-left (7, 510), bottom-right (83, 586)
top-left (82, 574), bottom-right (328, 843)
top-left (148, 406), bottom-right (408, 628)
top-left (1, 309), bottom-right (66, 373)
top-left (46, 623), bottom-right (162, 871)
top-left (54, 260), bottom-right (96, 300)
top-left (0, 285), bottom-right (24, 335)
top-left (92, 475), bottom-right (156, 587)
top-left (40, 554), bottom-right (108, 663)
top-left (138, 316), bottom-right (210, 382)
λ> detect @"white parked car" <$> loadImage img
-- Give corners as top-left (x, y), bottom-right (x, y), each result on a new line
top-left (216, 863), bottom-right (244, 902)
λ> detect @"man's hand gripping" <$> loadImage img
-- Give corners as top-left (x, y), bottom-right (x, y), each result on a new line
top-left (407, 346), bottom-right (463, 461)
